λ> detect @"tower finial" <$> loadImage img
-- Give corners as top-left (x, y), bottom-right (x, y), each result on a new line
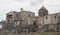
top-left (40, 6), bottom-right (46, 10)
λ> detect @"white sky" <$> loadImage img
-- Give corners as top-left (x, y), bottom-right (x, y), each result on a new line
top-left (0, 0), bottom-right (60, 21)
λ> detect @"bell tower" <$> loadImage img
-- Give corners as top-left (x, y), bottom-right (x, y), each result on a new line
top-left (38, 6), bottom-right (48, 17)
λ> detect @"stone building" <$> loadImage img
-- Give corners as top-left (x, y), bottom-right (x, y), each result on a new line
top-left (6, 6), bottom-right (60, 32)
top-left (6, 8), bottom-right (37, 32)
top-left (36, 6), bottom-right (60, 25)
top-left (6, 8), bottom-right (35, 25)
top-left (43, 13), bottom-right (60, 31)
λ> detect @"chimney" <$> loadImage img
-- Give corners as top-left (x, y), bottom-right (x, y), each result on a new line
top-left (20, 8), bottom-right (23, 12)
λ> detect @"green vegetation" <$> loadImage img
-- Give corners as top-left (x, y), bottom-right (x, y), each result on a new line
top-left (0, 31), bottom-right (58, 35)
top-left (41, 32), bottom-right (46, 35)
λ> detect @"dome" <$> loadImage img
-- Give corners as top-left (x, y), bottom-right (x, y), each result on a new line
top-left (38, 6), bottom-right (48, 17)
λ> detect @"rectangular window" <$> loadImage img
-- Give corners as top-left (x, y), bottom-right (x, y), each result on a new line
top-left (20, 22), bottom-right (22, 25)
top-left (46, 16), bottom-right (48, 19)
top-left (59, 15), bottom-right (60, 18)
top-left (28, 14), bottom-right (30, 17)
top-left (55, 16), bottom-right (56, 19)
top-left (16, 14), bottom-right (18, 17)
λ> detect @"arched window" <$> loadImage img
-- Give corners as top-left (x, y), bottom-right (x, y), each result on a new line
top-left (33, 21), bottom-right (36, 25)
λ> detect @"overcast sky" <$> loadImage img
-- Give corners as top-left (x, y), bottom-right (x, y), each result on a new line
top-left (0, 0), bottom-right (60, 21)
